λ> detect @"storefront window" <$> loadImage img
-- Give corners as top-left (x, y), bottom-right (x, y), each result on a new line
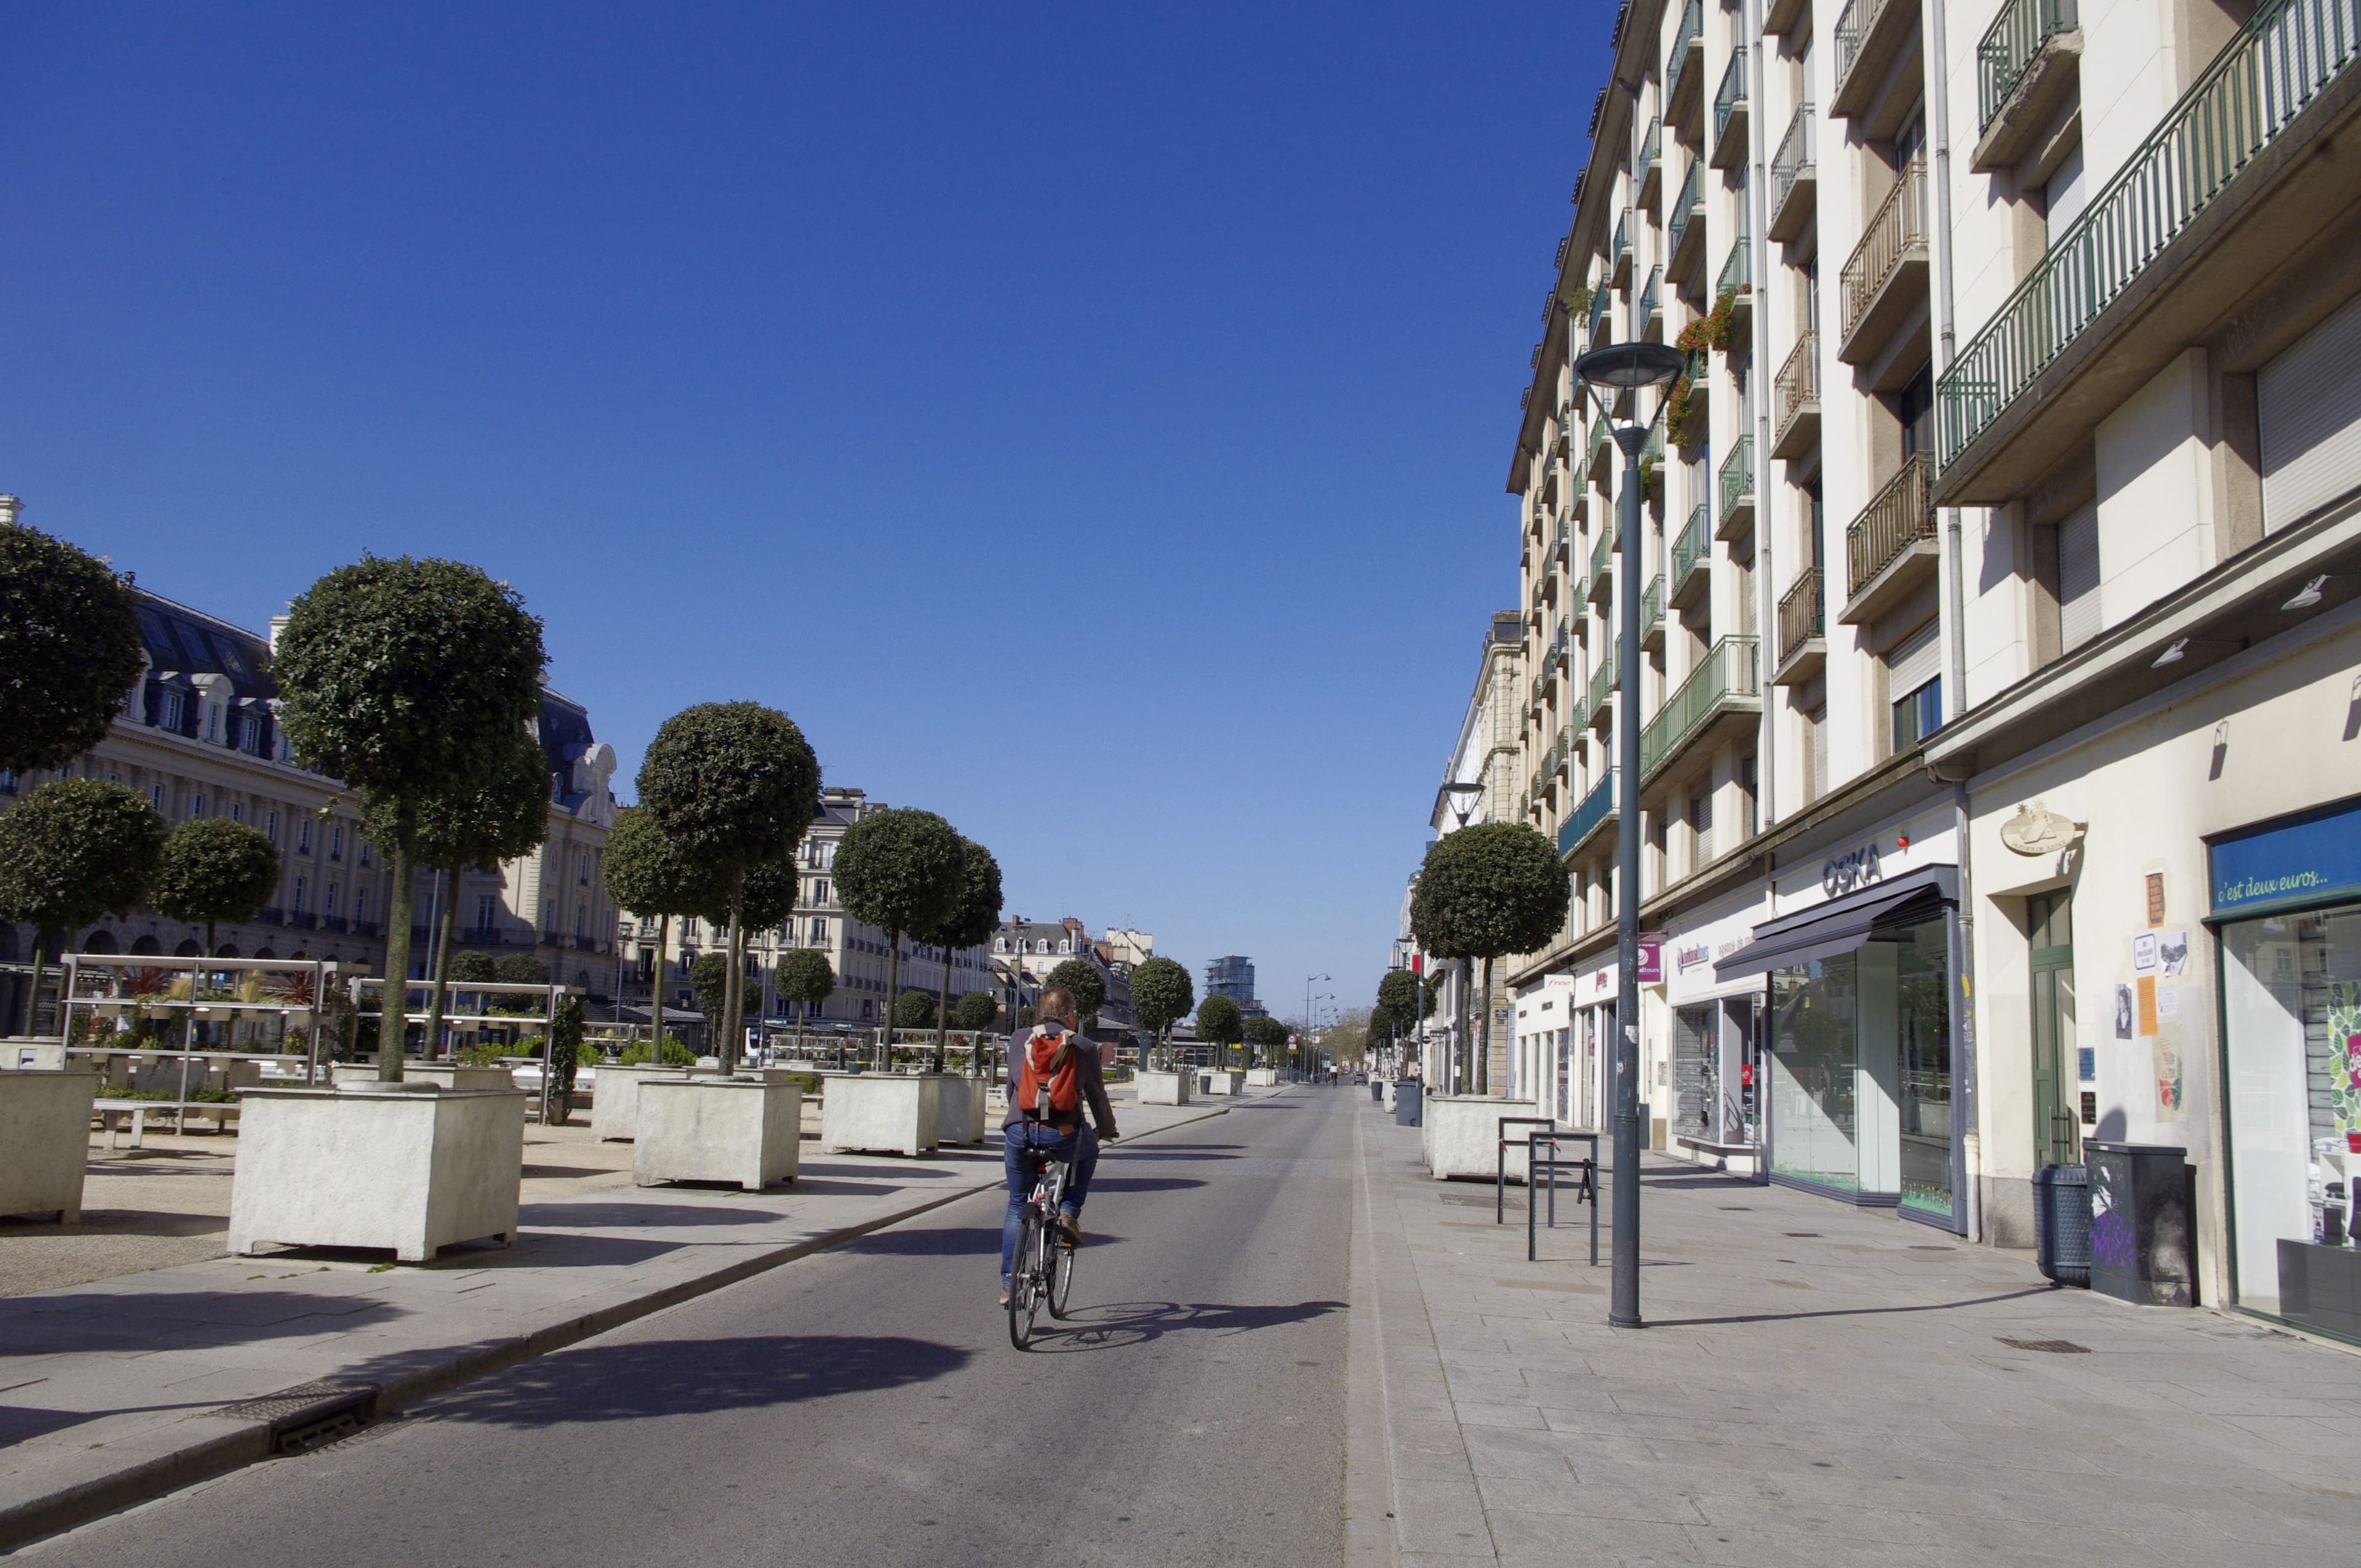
top-left (1896, 919), bottom-right (1953, 1218)
top-left (1770, 957), bottom-right (1859, 1194)
top-left (2224, 905), bottom-right (2361, 1321)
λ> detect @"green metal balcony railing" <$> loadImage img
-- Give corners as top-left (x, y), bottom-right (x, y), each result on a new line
top-left (1589, 647), bottom-right (1619, 715)
top-left (1718, 236), bottom-right (1752, 298)
top-left (1589, 412), bottom-right (1613, 475)
top-left (1718, 435), bottom-right (1755, 515)
top-left (1644, 400), bottom-right (1666, 463)
top-left (1588, 281), bottom-right (1614, 346)
top-left (1772, 101), bottom-right (1816, 218)
top-left (1980, 0), bottom-right (2078, 130)
top-left (1672, 504), bottom-right (1711, 590)
top-left (1778, 565), bottom-right (1825, 667)
top-left (1552, 520), bottom-right (1569, 564)
top-left (1846, 452), bottom-right (1937, 593)
top-left (1668, 159), bottom-right (1703, 259)
top-left (1668, 0), bottom-right (1705, 99)
top-left (1640, 574), bottom-right (1664, 643)
top-left (1590, 525), bottom-right (1613, 585)
top-left (1559, 769), bottom-right (1618, 858)
top-left (1640, 636), bottom-right (1761, 781)
top-left (1640, 265), bottom-right (1663, 333)
top-left (1835, 0), bottom-right (1904, 97)
top-left (1714, 51), bottom-right (1749, 145)
top-left (1613, 212), bottom-right (1630, 268)
top-left (1942, 0), bottom-right (2361, 469)
top-left (1563, 693), bottom-right (1588, 736)
top-left (1638, 116), bottom-right (1662, 186)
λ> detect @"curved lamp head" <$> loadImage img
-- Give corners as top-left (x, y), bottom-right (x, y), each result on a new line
top-left (1573, 341), bottom-right (1686, 392)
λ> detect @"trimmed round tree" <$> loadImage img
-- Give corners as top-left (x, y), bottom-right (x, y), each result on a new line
top-left (775, 947), bottom-right (835, 1051)
top-left (494, 952), bottom-right (550, 986)
top-left (1244, 1012), bottom-right (1291, 1068)
top-left (1196, 994), bottom-right (1244, 1070)
top-left (0, 780), bottom-right (166, 1032)
top-left (893, 988), bottom-right (936, 1029)
top-left (152, 818), bottom-right (280, 957)
top-left (448, 950), bottom-right (499, 984)
top-left (916, 836), bottom-right (1002, 1070)
top-left (0, 512), bottom-right (146, 776)
top-left (831, 807), bottom-right (962, 1064)
top-left (271, 556), bottom-right (545, 1081)
top-left (636, 703), bottom-right (820, 1073)
top-left (1130, 956), bottom-right (1193, 1067)
top-left (1410, 822), bottom-right (1569, 1095)
top-left (603, 805), bottom-right (729, 1055)
top-left (1045, 957), bottom-right (1105, 1030)
top-left (951, 989), bottom-right (998, 1032)
top-left (727, 852), bottom-right (802, 1051)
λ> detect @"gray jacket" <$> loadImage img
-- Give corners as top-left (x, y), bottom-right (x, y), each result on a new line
top-left (1002, 1025), bottom-right (1118, 1137)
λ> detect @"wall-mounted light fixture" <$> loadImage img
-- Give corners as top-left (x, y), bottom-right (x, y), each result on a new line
top-left (2284, 574), bottom-right (2330, 611)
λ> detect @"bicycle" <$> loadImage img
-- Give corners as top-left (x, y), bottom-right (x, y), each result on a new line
top-left (1007, 1131), bottom-right (1078, 1350)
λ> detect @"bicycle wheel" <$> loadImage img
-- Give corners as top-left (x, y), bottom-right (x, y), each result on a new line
top-left (1049, 1228), bottom-right (1078, 1319)
top-left (1007, 1208), bottom-right (1042, 1351)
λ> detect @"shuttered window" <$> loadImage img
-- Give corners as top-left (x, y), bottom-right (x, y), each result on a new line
top-left (2260, 291), bottom-right (2361, 533)
top-left (2058, 504), bottom-right (2102, 651)
top-left (1888, 620), bottom-right (1941, 694)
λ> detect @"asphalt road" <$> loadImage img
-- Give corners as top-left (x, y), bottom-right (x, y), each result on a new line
top-left (30, 1086), bottom-right (1358, 1568)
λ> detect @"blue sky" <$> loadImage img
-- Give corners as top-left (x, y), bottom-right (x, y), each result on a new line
top-left (0, 2), bottom-right (1608, 1024)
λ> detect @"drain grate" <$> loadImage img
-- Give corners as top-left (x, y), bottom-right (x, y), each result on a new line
top-left (1718, 1205), bottom-right (1754, 1211)
top-left (213, 1380), bottom-right (380, 1454)
top-left (1996, 1337), bottom-right (2090, 1355)
top-left (1783, 1232), bottom-right (1821, 1238)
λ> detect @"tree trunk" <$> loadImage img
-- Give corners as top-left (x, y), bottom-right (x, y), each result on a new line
top-left (721, 900), bottom-right (744, 1075)
top-left (22, 927), bottom-right (51, 1035)
top-left (423, 865), bottom-right (459, 1063)
top-left (1476, 955), bottom-right (1492, 1096)
top-left (881, 930), bottom-right (901, 1071)
top-left (934, 943), bottom-right (951, 1074)
top-left (649, 911), bottom-right (669, 1059)
top-left (379, 836), bottom-right (416, 1082)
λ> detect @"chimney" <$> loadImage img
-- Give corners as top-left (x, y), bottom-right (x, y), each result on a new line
top-left (0, 496), bottom-right (20, 527)
top-left (268, 613), bottom-right (290, 654)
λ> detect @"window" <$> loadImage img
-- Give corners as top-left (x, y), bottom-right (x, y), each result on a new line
top-left (1894, 366), bottom-right (1934, 461)
top-left (815, 879), bottom-right (829, 906)
top-left (574, 902), bottom-right (587, 938)
top-left (2043, 141), bottom-right (2089, 249)
top-left (475, 893), bottom-right (498, 932)
top-left (203, 702), bottom-right (222, 742)
top-left (329, 823), bottom-right (344, 861)
top-left (810, 917), bottom-right (828, 944)
top-left (358, 837), bottom-right (373, 868)
top-left (298, 818), bottom-right (312, 854)
top-left (291, 876), bottom-right (307, 915)
top-left (684, 918), bottom-right (701, 943)
top-left (1739, 753), bottom-right (1759, 839)
top-left (357, 887), bottom-right (370, 924)
top-left (1689, 787), bottom-right (1713, 869)
top-left (2057, 504), bottom-right (2102, 652)
top-left (265, 809), bottom-right (279, 843)
top-left (1887, 621), bottom-right (1944, 753)
top-left (149, 783), bottom-right (166, 811)
top-left (0, 770), bottom-right (17, 795)
top-left (227, 801), bottom-right (243, 823)
top-left (189, 792), bottom-right (206, 819)
top-left (1892, 678), bottom-right (1944, 752)
top-left (577, 849), bottom-right (589, 886)
top-left (159, 691), bottom-right (184, 730)
top-left (325, 882), bottom-right (339, 916)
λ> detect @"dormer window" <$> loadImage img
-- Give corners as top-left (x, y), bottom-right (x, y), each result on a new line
top-left (159, 691), bottom-right (184, 730)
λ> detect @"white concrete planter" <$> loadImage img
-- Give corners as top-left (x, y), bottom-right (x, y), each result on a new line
top-left (820, 1072), bottom-right (941, 1156)
top-left (229, 1083), bottom-right (527, 1261)
top-left (0, 1069), bottom-right (97, 1221)
top-left (1199, 1069), bottom-right (1245, 1097)
top-left (590, 1064), bottom-right (691, 1142)
top-left (331, 1063), bottom-right (516, 1093)
top-left (1423, 1095), bottom-right (1544, 1182)
top-left (934, 1075), bottom-right (988, 1144)
top-left (1245, 1067), bottom-right (1278, 1087)
top-left (633, 1077), bottom-right (802, 1190)
top-left (3, 1038), bottom-right (66, 1071)
top-left (1134, 1069), bottom-right (1191, 1106)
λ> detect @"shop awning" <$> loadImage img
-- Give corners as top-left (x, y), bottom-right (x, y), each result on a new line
top-left (1712, 866), bottom-right (1956, 982)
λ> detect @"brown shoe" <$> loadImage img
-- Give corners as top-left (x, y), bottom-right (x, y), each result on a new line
top-left (1055, 1213), bottom-right (1082, 1247)
top-left (998, 1287), bottom-right (1011, 1307)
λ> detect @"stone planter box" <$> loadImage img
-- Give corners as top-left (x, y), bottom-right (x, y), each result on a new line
top-left (633, 1077), bottom-right (802, 1190)
top-left (1424, 1095), bottom-right (1543, 1182)
top-left (331, 1063), bottom-right (517, 1093)
top-left (1245, 1067), bottom-right (1278, 1087)
top-left (1134, 1069), bottom-right (1190, 1106)
top-left (3, 1038), bottom-right (66, 1071)
top-left (820, 1072), bottom-right (941, 1156)
top-left (0, 1069), bottom-right (97, 1221)
top-left (935, 1075), bottom-right (989, 1144)
top-left (590, 1064), bottom-right (693, 1141)
top-left (1200, 1069), bottom-right (1245, 1097)
top-left (229, 1083), bottom-right (527, 1261)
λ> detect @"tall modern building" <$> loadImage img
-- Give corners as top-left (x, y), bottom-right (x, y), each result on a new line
top-left (1204, 956), bottom-right (1256, 1005)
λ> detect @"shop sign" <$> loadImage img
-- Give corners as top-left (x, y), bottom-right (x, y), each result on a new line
top-left (2209, 796), bottom-right (2361, 917)
top-left (1821, 842), bottom-right (1884, 897)
top-left (1637, 935), bottom-right (1663, 983)
top-left (1675, 941), bottom-right (1710, 972)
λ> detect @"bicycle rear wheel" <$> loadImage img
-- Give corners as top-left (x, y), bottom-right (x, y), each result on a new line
top-left (1008, 1208), bottom-right (1042, 1350)
top-left (1049, 1230), bottom-right (1077, 1319)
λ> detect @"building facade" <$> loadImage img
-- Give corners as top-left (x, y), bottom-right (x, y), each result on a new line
top-left (1203, 954), bottom-right (1257, 1005)
top-left (1455, 0), bottom-right (2361, 1316)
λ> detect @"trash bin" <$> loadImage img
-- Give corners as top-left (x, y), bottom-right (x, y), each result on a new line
top-left (1369, 1079), bottom-right (1382, 1104)
top-left (1393, 1080), bottom-right (1422, 1127)
top-left (2032, 1162), bottom-right (2090, 1287)
top-left (2085, 1141), bottom-right (2193, 1305)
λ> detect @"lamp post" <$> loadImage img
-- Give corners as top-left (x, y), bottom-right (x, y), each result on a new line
top-left (1433, 781), bottom-right (1484, 1093)
top-left (1302, 974), bottom-right (1329, 1073)
top-left (1574, 338), bottom-right (1685, 1332)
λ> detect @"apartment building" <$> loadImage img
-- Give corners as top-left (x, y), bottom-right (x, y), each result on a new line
top-left (1476, 0), bottom-right (2361, 1304)
top-left (620, 786), bottom-right (997, 1038)
top-left (993, 916), bottom-right (1137, 1032)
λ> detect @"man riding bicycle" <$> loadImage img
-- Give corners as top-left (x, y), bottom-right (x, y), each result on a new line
top-left (999, 988), bottom-right (1117, 1306)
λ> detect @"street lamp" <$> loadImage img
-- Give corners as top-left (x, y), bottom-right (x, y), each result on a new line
top-left (1575, 336), bottom-right (1685, 1332)
top-left (1433, 782), bottom-right (1484, 1093)
top-left (1303, 974), bottom-right (1329, 1075)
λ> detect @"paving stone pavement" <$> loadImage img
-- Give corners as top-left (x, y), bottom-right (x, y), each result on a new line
top-left (1350, 1099), bottom-right (2361, 1567)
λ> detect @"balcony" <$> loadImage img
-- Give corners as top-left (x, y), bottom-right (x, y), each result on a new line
top-left (1640, 266), bottom-right (1664, 339)
top-left (1587, 649), bottom-right (1619, 729)
top-left (1937, 0), bottom-right (2361, 503)
top-left (1666, 0), bottom-right (1707, 139)
top-left (1774, 566), bottom-right (1827, 685)
top-left (1975, 0), bottom-right (2080, 168)
top-left (1837, 160), bottom-right (1928, 371)
top-left (1717, 435), bottom-right (1755, 539)
top-left (1841, 453), bottom-right (1937, 625)
top-left (1769, 103), bottom-right (1817, 241)
top-left (1671, 504), bottom-right (1711, 609)
top-left (1637, 117), bottom-right (1663, 208)
top-left (1610, 212), bottom-right (1632, 290)
top-left (1717, 233), bottom-right (1751, 309)
top-left (1639, 636), bottom-right (1762, 785)
top-left (1588, 528), bottom-right (1615, 605)
top-left (1772, 330), bottom-right (1821, 458)
top-left (1640, 574), bottom-right (1666, 651)
top-left (1559, 769), bottom-right (1619, 861)
top-left (1588, 413), bottom-right (1615, 485)
top-left (1766, 0), bottom-right (1808, 39)
top-left (320, 916), bottom-right (348, 934)
top-left (1563, 692), bottom-right (1588, 740)
top-left (1588, 281), bottom-right (1615, 349)
top-left (1832, 0), bottom-right (1922, 132)
top-left (1711, 52), bottom-right (1749, 169)
top-left (1666, 161), bottom-right (1706, 285)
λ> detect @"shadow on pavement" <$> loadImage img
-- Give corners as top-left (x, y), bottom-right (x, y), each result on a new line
top-left (1102, 1150), bottom-right (1238, 1162)
top-left (0, 1289), bottom-right (403, 1356)
top-left (1022, 1298), bottom-right (1344, 1355)
top-left (0, 1210), bottom-right (227, 1240)
top-left (520, 1202), bottom-right (785, 1229)
top-left (1087, 1177), bottom-right (1206, 1193)
top-left (1645, 1285), bottom-right (2056, 1328)
top-left (842, 1225), bottom-right (1002, 1257)
top-left (402, 1334), bottom-right (971, 1425)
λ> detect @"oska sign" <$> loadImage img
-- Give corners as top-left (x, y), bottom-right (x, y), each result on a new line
top-left (1822, 842), bottom-right (1884, 897)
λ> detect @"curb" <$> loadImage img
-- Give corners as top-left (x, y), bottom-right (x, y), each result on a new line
top-left (0, 1101), bottom-right (1240, 1556)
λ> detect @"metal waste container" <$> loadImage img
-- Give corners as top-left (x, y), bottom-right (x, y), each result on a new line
top-left (1370, 1078), bottom-right (1382, 1104)
top-left (1393, 1079), bottom-right (1422, 1127)
top-left (2086, 1141), bottom-right (2193, 1305)
top-left (2032, 1162), bottom-right (2090, 1286)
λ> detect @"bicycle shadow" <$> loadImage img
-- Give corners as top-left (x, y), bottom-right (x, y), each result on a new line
top-left (1019, 1297), bottom-right (1343, 1355)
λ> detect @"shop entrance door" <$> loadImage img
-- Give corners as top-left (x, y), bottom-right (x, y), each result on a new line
top-left (2027, 891), bottom-right (2079, 1168)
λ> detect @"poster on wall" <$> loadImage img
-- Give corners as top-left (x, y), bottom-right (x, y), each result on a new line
top-left (2156, 1035), bottom-right (2184, 1117)
top-left (2330, 983), bottom-right (2361, 1144)
top-left (2133, 933), bottom-right (2159, 974)
top-left (2137, 976), bottom-right (2159, 1036)
top-left (2114, 984), bottom-right (2135, 1040)
top-left (2159, 930), bottom-right (2189, 976)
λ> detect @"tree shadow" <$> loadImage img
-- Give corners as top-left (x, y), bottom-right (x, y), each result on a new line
top-left (841, 1225), bottom-right (1004, 1257)
top-left (519, 1202), bottom-right (786, 1229)
top-left (0, 1209), bottom-right (226, 1240)
top-left (1086, 1176), bottom-right (1206, 1194)
top-left (0, 1289), bottom-right (403, 1356)
top-left (1645, 1286), bottom-right (2056, 1328)
top-left (1104, 1150), bottom-right (1238, 1163)
top-left (392, 1334), bottom-right (971, 1426)
top-left (1021, 1298), bottom-right (1345, 1355)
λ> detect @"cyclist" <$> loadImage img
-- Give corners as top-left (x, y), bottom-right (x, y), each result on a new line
top-left (999, 987), bottom-right (1117, 1305)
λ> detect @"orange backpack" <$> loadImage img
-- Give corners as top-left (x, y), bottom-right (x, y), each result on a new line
top-left (1020, 1029), bottom-right (1080, 1122)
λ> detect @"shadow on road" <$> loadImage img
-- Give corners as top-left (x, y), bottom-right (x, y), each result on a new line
top-left (406, 1334), bottom-right (972, 1426)
top-left (1645, 1286), bottom-right (2055, 1328)
top-left (842, 1225), bottom-right (1002, 1257)
top-left (0, 1289), bottom-right (401, 1356)
top-left (1021, 1298), bottom-right (1343, 1355)
top-left (520, 1202), bottom-right (785, 1229)
top-left (1087, 1176), bottom-right (1206, 1193)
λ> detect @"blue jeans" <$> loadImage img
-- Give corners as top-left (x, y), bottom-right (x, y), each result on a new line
top-left (1000, 1122), bottom-right (1097, 1286)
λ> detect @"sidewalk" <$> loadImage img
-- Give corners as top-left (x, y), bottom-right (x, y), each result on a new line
top-left (1348, 1099), bottom-right (2361, 1567)
top-left (0, 1085), bottom-right (1261, 1551)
